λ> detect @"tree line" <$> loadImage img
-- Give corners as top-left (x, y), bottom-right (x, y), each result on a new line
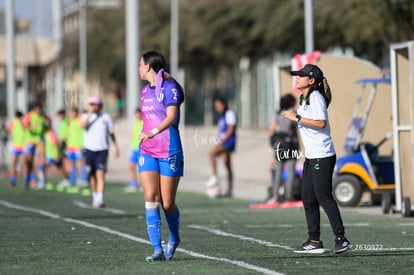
top-left (62, 0), bottom-right (414, 87)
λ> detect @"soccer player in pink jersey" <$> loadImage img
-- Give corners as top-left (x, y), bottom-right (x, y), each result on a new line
top-left (138, 51), bottom-right (184, 262)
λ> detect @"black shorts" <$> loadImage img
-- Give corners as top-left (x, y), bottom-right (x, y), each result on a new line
top-left (59, 141), bottom-right (67, 154)
top-left (84, 149), bottom-right (109, 174)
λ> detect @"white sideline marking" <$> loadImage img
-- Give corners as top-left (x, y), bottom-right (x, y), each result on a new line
top-left (0, 199), bottom-right (284, 275)
top-left (322, 222), bottom-right (370, 227)
top-left (380, 247), bottom-right (414, 252)
top-left (180, 209), bottom-right (254, 215)
top-left (245, 224), bottom-right (294, 228)
top-left (188, 225), bottom-right (294, 251)
top-left (72, 200), bottom-right (126, 215)
top-left (245, 222), bottom-right (370, 229)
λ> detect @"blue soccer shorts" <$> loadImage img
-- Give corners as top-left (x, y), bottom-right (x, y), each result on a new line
top-left (66, 150), bottom-right (83, 162)
top-left (138, 153), bottom-right (184, 177)
top-left (129, 149), bottom-right (140, 165)
top-left (12, 148), bottom-right (24, 156)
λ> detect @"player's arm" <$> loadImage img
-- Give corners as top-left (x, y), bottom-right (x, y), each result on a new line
top-left (79, 114), bottom-right (91, 128)
top-left (268, 120), bottom-right (277, 135)
top-left (105, 116), bottom-right (120, 157)
top-left (110, 132), bottom-right (120, 157)
top-left (219, 124), bottom-right (236, 143)
top-left (50, 131), bottom-right (59, 145)
top-left (156, 105), bottom-right (178, 132)
top-left (139, 105), bottom-right (178, 143)
top-left (219, 110), bottom-right (236, 143)
top-left (22, 114), bottom-right (30, 129)
top-left (7, 121), bottom-right (13, 135)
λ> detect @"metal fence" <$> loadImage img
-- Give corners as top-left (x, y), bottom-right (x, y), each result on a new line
top-left (183, 55), bottom-right (289, 129)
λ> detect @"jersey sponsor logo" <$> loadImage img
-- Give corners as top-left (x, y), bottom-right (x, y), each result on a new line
top-left (142, 105), bottom-right (155, 112)
top-left (145, 114), bottom-right (157, 120)
top-left (143, 98), bottom-right (155, 103)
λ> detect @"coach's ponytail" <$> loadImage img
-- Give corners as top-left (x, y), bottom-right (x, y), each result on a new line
top-left (322, 77), bottom-right (332, 108)
top-left (305, 77), bottom-right (332, 108)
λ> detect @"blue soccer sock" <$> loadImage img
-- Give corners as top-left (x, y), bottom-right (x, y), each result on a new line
top-left (70, 166), bottom-right (77, 185)
top-left (81, 166), bottom-right (88, 182)
top-left (10, 176), bottom-right (16, 185)
top-left (30, 172), bottom-right (36, 182)
top-left (24, 174), bottom-right (30, 187)
top-left (145, 206), bottom-right (162, 254)
top-left (129, 180), bottom-right (137, 188)
top-left (37, 163), bottom-right (45, 184)
top-left (165, 208), bottom-right (180, 245)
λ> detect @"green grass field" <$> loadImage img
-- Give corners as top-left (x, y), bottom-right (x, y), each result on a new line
top-left (1, 178), bottom-right (414, 275)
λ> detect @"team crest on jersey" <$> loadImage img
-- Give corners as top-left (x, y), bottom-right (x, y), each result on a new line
top-left (157, 92), bottom-right (164, 102)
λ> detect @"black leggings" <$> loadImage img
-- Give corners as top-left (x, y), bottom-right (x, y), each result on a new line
top-left (302, 155), bottom-right (345, 240)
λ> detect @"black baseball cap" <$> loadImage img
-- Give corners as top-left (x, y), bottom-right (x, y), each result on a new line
top-left (291, 64), bottom-right (324, 81)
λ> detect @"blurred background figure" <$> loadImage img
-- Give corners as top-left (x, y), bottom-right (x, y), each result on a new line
top-left (206, 97), bottom-right (237, 198)
top-left (114, 85), bottom-right (125, 119)
top-left (57, 107), bottom-right (88, 194)
top-left (39, 121), bottom-right (62, 190)
top-left (124, 107), bottom-right (143, 193)
top-left (7, 111), bottom-right (25, 187)
top-left (55, 109), bottom-right (71, 190)
top-left (22, 102), bottom-right (48, 189)
top-left (81, 96), bottom-right (120, 208)
top-left (56, 109), bottom-right (68, 159)
top-left (267, 94), bottom-right (299, 203)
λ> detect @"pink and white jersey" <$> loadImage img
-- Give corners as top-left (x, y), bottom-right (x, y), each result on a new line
top-left (140, 80), bottom-right (184, 158)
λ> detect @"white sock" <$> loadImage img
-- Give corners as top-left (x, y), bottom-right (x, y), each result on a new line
top-left (96, 192), bottom-right (103, 204)
top-left (93, 192), bottom-right (98, 204)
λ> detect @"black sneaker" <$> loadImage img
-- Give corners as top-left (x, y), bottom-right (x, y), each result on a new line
top-left (335, 236), bottom-right (352, 254)
top-left (293, 240), bottom-right (325, 254)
